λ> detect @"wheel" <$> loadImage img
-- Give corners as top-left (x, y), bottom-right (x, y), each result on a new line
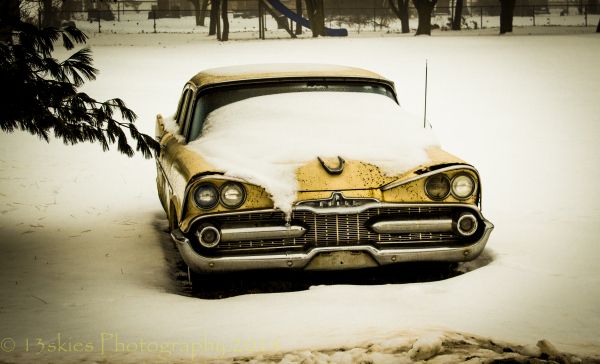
top-left (187, 266), bottom-right (217, 295)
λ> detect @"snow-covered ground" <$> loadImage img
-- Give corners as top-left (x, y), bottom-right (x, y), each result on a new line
top-left (1, 31), bottom-right (599, 363)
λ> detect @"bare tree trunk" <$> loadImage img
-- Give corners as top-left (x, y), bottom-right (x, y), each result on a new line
top-left (413, 0), bottom-right (437, 35)
top-left (452, 0), bottom-right (463, 29)
top-left (597, 17), bottom-right (600, 32)
top-left (499, 0), bottom-right (515, 34)
top-left (220, 0), bottom-right (228, 40)
top-left (315, 0), bottom-right (324, 35)
top-left (295, 0), bottom-right (303, 34)
top-left (305, 0), bottom-right (315, 36)
top-left (389, 0), bottom-right (410, 33)
top-left (60, 0), bottom-right (72, 21)
top-left (305, 0), bottom-right (325, 37)
top-left (216, 0), bottom-right (221, 40)
top-left (42, 0), bottom-right (59, 27)
top-left (189, 0), bottom-right (201, 25)
top-left (199, 0), bottom-right (209, 26)
top-left (209, 0), bottom-right (219, 35)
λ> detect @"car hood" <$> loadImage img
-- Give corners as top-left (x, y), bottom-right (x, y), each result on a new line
top-left (182, 146), bottom-right (467, 191)
top-left (296, 147), bottom-right (467, 192)
top-left (183, 92), bottom-right (448, 212)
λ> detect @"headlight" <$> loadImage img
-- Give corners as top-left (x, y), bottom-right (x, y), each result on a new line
top-left (454, 213), bottom-right (478, 236)
top-left (193, 183), bottom-right (219, 209)
top-left (220, 182), bottom-right (246, 209)
top-left (451, 174), bottom-right (476, 199)
top-left (425, 174), bottom-right (450, 200)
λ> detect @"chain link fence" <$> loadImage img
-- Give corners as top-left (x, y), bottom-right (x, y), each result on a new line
top-left (35, 0), bottom-right (600, 36)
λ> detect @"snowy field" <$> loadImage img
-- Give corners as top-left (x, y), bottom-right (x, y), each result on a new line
top-left (1, 30), bottom-right (600, 363)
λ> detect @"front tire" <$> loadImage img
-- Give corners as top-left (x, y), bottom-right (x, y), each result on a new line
top-left (187, 267), bottom-right (226, 297)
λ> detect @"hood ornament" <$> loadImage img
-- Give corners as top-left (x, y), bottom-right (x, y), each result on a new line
top-left (318, 156), bottom-right (345, 175)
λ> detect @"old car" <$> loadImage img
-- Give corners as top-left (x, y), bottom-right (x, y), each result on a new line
top-left (155, 64), bottom-right (494, 283)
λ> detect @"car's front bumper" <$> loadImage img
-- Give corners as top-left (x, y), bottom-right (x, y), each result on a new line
top-left (172, 219), bottom-right (494, 273)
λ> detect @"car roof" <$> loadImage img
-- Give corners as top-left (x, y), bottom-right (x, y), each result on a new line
top-left (188, 64), bottom-right (395, 90)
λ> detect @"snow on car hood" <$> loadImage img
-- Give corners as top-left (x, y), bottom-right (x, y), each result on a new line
top-left (187, 92), bottom-right (439, 214)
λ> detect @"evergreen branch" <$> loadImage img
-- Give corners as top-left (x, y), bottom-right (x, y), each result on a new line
top-left (29, 26), bottom-right (60, 56)
top-left (60, 48), bottom-right (97, 86)
top-left (38, 56), bottom-right (66, 81)
top-left (61, 26), bottom-right (89, 49)
top-left (1, 22), bottom-right (159, 159)
top-left (115, 125), bottom-right (134, 157)
top-left (108, 98), bottom-right (137, 122)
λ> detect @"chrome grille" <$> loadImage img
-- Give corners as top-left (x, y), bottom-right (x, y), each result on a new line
top-left (209, 206), bottom-right (459, 252)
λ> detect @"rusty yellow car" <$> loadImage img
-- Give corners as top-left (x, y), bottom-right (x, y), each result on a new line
top-left (155, 64), bottom-right (493, 283)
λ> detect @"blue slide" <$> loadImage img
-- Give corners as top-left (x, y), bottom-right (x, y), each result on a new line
top-left (265, 0), bottom-right (348, 37)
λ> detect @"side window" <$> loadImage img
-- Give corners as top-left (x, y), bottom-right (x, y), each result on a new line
top-left (175, 89), bottom-right (191, 123)
top-left (188, 97), bottom-right (208, 141)
top-left (180, 93), bottom-right (196, 139)
top-left (179, 89), bottom-right (196, 125)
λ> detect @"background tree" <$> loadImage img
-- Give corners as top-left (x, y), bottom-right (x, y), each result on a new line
top-left (452, 0), bottom-right (463, 30)
top-left (205, 0), bottom-right (227, 41)
top-left (499, 0), bottom-right (515, 34)
top-left (220, 0), bottom-right (229, 41)
top-left (0, 22), bottom-right (158, 158)
top-left (209, 0), bottom-right (219, 35)
top-left (389, 0), bottom-right (410, 33)
top-left (295, 0), bottom-right (303, 35)
top-left (39, 0), bottom-right (81, 27)
top-left (199, 0), bottom-right (209, 26)
top-left (41, 0), bottom-right (58, 27)
top-left (189, 0), bottom-right (209, 26)
top-left (597, 17), bottom-right (599, 32)
top-left (305, 0), bottom-right (325, 37)
top-left (412, 0), bottom-right (437, 35)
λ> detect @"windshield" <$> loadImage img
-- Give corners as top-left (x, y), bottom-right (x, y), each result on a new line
top-left (188, 80), bottom-right (396, 141)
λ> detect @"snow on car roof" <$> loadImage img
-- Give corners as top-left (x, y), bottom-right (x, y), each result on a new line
top-left (187, 91), bottom-right (438, 215)
top-left (189, 63), bottom-right (394, 90)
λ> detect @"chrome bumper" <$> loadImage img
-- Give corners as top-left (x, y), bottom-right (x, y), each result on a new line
top-left (172, 219), bottom-right (494, 273)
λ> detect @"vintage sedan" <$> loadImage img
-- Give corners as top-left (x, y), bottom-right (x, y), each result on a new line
top-left (155, 64), bottom-right (493, 282)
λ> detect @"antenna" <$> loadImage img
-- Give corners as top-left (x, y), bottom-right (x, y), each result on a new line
top-left (424, 59), bottom-right (428, 128)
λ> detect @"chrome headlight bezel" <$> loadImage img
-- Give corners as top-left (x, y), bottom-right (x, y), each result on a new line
top-left (193, 183), bottom-right (219, 210)
top-left (219, 181), bottom-right (246, 209)
top-left (424, 174), bottom-right (451, 201)
top-left (450, 173), bottom-right (477, 200)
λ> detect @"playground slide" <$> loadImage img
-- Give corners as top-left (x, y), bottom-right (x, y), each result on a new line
top-left (265, 0), bottom-right (348, 37)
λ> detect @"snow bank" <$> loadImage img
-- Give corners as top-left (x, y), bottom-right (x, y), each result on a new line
top-left (408, 332), bottom-right (443, 360)
top-left (187, 92), bottom-right (438, 213)
top-left (243, 332), bottom-right (588, 364)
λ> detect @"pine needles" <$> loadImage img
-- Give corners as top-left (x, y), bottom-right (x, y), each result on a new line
top-left (0, 22), bottom-right (159, 158)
